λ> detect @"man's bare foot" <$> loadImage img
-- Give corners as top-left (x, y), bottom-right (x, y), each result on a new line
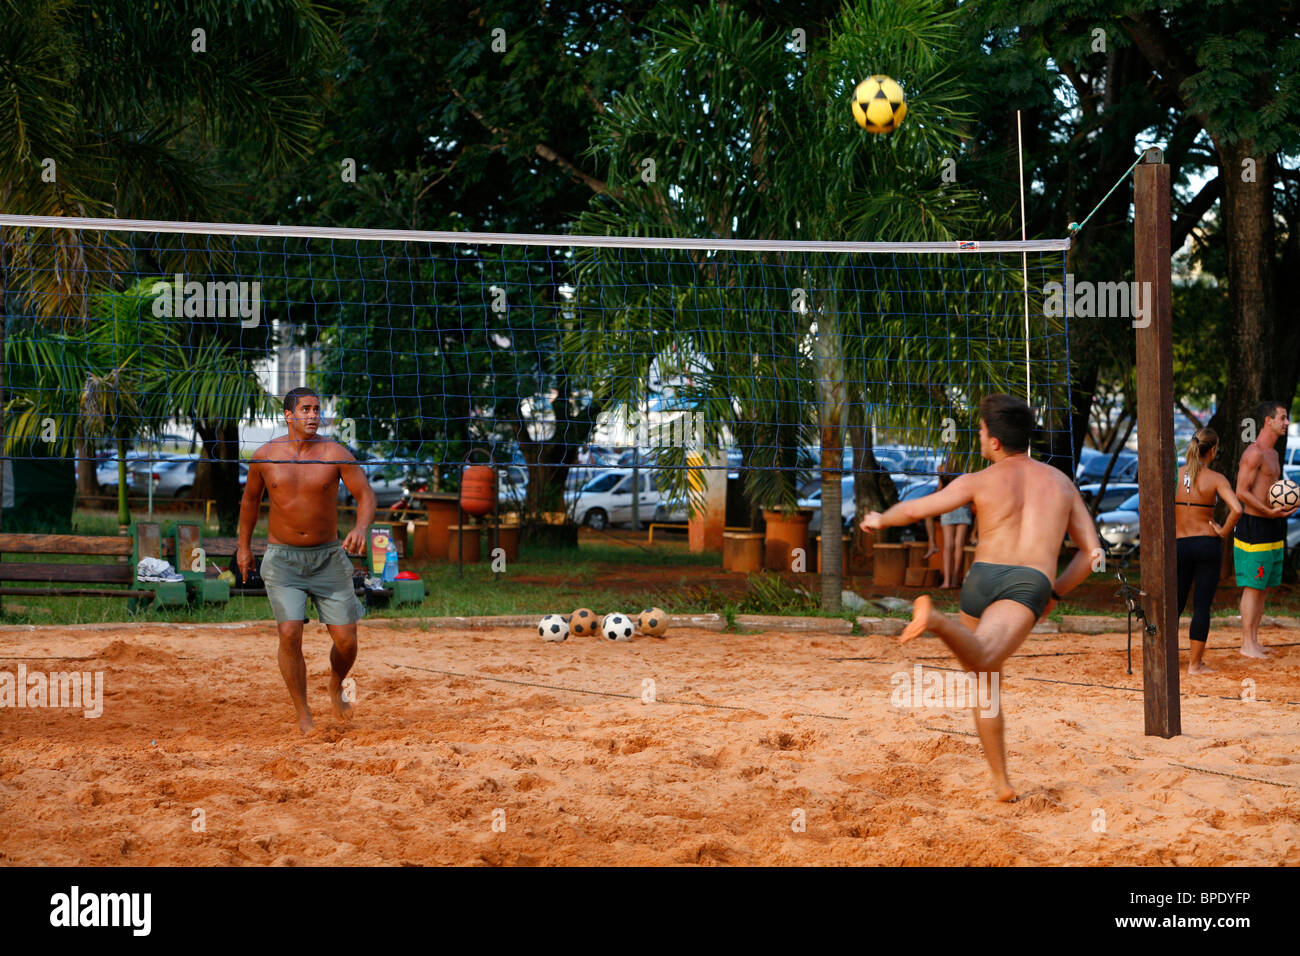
top-left (995, 785), bottom-right (1017, 802)
top-left (1188, 661), bottom-right (1215, 674)
top-left (329, 676), bottom-right (353, 720)
top-left (297, 712), bottom-right (315, 735)
top-left (1240, 643), bottom-right (1270, 660)
top-left (901, 594), bottom-right (936, 643)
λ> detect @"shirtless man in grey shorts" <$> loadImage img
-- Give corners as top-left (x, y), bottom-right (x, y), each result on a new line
top-left (238, 387), bottom-right (376, 734)
top-left (860, 394), bottom-right (1101, 801)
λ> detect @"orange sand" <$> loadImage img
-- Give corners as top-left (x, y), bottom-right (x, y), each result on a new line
top-left (1, 620), bottom-right (1297, 865)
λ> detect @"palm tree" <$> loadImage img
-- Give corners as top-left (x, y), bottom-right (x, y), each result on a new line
top-left (569, 0), bottom-right (1049, 608)
top-left (5, 279), bottom-right (274, 530)
top-left (0, 0), bottom-right (339, 530)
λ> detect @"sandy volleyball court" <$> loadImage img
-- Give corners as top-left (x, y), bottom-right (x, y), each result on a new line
top-left (1, 620), bottom-right (1297, 866)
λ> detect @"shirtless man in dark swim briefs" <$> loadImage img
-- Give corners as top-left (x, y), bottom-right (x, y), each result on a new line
top-left (860, 393), bottom-right (1102, 801)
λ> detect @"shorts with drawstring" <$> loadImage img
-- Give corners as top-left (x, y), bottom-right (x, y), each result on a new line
top-left (260, 541), bottom-right (365, 626)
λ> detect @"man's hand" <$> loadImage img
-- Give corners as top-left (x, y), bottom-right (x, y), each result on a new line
top-left (859, 512), bottom-right (885, 533)
top-left (342, 527), bottom-right (368, 555)
top-left (236, 544), bottom-right (253, 578)
top-left (1273, 503), bottom-right (1300, 520)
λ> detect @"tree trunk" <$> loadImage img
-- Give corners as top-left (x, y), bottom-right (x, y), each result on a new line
top-left (849, 402), bottom-right (901, 549)
top-left (77, 439), bottom-right (99, 496)
top-left (116, 437), bottom-right (129, 532)
top-left (195, 421), bottom-right (243, 534)
top-left (816, 293), bottom-right (844, 611)
top-left (1213, 141), bottom-right (1277, 487)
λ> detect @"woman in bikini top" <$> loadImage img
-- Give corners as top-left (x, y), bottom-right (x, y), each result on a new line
top-left (1174, 430), bottom-right (1240, 539)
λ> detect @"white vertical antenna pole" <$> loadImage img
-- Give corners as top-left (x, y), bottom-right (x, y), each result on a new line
top-left (1017, 110), bottom-right (1032, 406)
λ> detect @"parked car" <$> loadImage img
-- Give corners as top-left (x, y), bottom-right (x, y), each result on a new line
top-left (566, 465), bottom-right (609, 494)
top-left (134, 457), bottom-right (249, 497)
top-left (567, 468), bottom-right (663, 530)
top-left (653, 497), bottom-right (691, 523)
top-left (1290, 514), bottom-right (1300, 578)
top-left (895, 477), bottom-right (940, 541)
top-left (338, 461), bottom-right (412, 508)
top-left (1097, 492), bottom-right (1140, 556)
top-left (800, 476), bottom-right (856, 534)
top-left (97, 451), bottom-right (157, 491)
top-left (1077, 447), bottom-right (1138, 484)
top-left (1079, 481), bottom-right (1141, 514)
top-left (498, 465), bottom-right (528, 505)
top-left (128, 454), bottom-right (198, 494)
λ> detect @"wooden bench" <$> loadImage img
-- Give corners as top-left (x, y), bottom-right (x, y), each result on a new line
top-left (0, 524), bottom-right (188, 609)
top-left (0, 525), bottom-right (417, 610)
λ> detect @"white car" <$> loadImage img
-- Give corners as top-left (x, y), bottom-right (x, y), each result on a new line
top-left (567, 468), bottom-right (663, 530)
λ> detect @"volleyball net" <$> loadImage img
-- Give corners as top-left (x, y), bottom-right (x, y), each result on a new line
top-left (0, 214), bottom-right (1071, 502)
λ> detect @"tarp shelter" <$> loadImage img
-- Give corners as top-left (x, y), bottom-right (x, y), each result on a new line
top-left (2, 451), bottom-right (76, 532)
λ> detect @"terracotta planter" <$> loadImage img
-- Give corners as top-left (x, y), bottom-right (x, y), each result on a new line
top-left (816, 534), bottom-right (850, 576)
top-left (486, 523), bottom-right (520, 563)
top-left (447, 524), bottom-right (482, 563)
top-left (904, 566), bottom-right (929, 587)
top-left (762, 509), bottom-right (812, 572)
top-left (424, 494), bottom-right (460, 563)
top-left (873, 543), bottom-right (907, 587)
top-left (723, 532), bottom-right (764, 572)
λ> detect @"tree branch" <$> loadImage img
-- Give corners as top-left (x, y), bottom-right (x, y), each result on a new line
top-left (1176, 399), bottom-right (1204, 430)
top-left (1119, 11), bottom-right (1213, 134)
top-left (1172, 174), bottom-right (1222, 250)
top-left (449, 86), bottom-right (619, 198)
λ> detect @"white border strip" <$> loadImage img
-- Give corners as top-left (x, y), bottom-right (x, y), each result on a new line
top-left (0, 214), bottom-right (1071, 254)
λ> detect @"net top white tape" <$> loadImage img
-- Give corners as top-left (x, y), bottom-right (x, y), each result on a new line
top-left (0, 214), bottom-right (1071, 254)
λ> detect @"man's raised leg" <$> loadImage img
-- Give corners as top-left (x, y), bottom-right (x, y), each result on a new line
top-left (277, 620), bottom-right (314, 734)
top-left (325, 623), bottom-right (358, 719)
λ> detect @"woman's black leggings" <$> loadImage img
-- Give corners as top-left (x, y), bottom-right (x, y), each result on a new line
top-left (1176, 535), bottom-right (1222, 644)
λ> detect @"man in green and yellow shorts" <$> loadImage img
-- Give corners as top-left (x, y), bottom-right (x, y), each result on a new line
top-left (1234, 400), bottom-right (1298, 660)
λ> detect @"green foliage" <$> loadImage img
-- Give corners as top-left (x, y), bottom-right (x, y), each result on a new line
top-left (569, 0), bottom-right (1039, 516)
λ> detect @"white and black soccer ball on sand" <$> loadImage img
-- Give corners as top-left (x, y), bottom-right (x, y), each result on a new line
top-left (538, 614), bottom-right (570, 642)
top-left (602, 612), bottom-right (635, 642)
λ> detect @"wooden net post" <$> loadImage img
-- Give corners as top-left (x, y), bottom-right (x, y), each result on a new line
top-left (1134, 148), bottom-right (1180, 737)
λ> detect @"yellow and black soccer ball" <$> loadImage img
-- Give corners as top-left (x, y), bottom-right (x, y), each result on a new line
top-left (851, 75), bottom-right (907, 134)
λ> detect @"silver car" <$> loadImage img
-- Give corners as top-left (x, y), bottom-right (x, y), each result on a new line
top-left (134, 457), bottom-right (248, 497)
top-left (1096, 492), bottom-right (1140, 557)
top-left (337, 461), bottom-right (411, 508)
